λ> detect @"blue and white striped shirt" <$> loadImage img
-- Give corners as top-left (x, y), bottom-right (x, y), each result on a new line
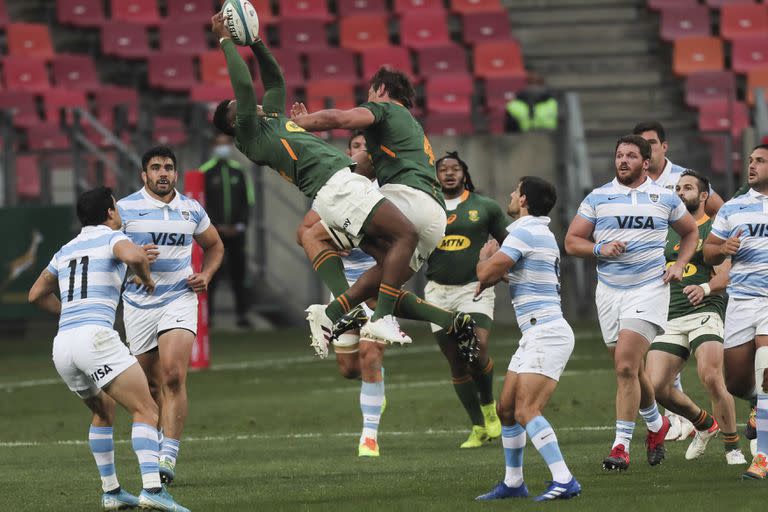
top-left (499, 216), bottom-right (563, 332)
top-left (711, 187), bottom-right (768, 298)
top-left (578, 177), bottom-right (687, 289)
top-left (46, 225), bottom-right (128, 331)
top-left (342, 249), bottom-right (375, 284)
top-left (117, 188), bottom-right (210, 309)
top-left (653, 158), bottom-right (715, 194)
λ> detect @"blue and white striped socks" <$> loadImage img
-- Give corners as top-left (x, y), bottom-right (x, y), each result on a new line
top-left (614, 420), bottom-right (635, 451)
top-left (526, 416), bottom-right (572, 484)
top-left (502, 424), bottom-right (525, 487)
top-left (89, 425), bottom-right (119, 492)
top-left (640, 402), bottom-right (663, 433)
top-left (160, 437), bottom-right (180, 466)
top-left (757, 394), bottom-right (768, 456)
top-left (132, 422), bottom-right (161, 490)
top-left (360, 380), bottom-right (384, 443)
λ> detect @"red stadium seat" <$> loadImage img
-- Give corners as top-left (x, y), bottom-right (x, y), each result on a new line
top-left (3, 57), bottom-right (50, 93)
top-left (339, 15), bottom-right (391, 50)
top-left (0, 91), bottom-right (41, 128)
top-left (307, 48), bottom-right (358, 81)
top-left (732, 37), bottom-right (768, 73)
top-left (423, 112), bottom-right (474, 135)
top-left (472, 41), bottom-right (525, 79)
top-left (337, 0), bottom-right (388, 16)
top-left (200, 51), bottom-right (234, 86)
top-left (701, 133), bottom-right (742, 174)
top-left (305, 80), bottom-right (357, 112)
top-left (747, 68), bottom-right (768, 106)
top-left (647, 0), bottom-right (698, 10)
top-left (278, 0), bottom-right (333, 21)
top-left (698, 100), bottom-right (750, 137)
top-left (672, 36), bottom-right (723, 76)
top-left (415, 44), bottom-right (469, 78)
top-left (52, 54), bottom-right (101, 91)
top-left (484, 76), bottom-right (527, 110)
top-left (360, 47), bottom-right (413, 82)
top-left (270, 48), bottom-right (303, 83)
top-left (101, 21), bottom-right (152, 59)
top-left (251, 0), bottom-right (277, 26)
top-left (0, 0), bottom-right (7, 27)
top-left (451, 0), bottom-right (505, 14)
top-left (394, 0), bottom-right (444, 14)
top-left (425, 75), bottom-right (474, 114)
top-left (153, 117), bottom-right (188, 146)
top-left (93, 85), bottom-right (139, 127)
top-left (165, 0), bottom-right (214, 25)
top-left (110, 0), bottom-right (161, 26)
top-left (659, 6), bottom-right (710, 42)
top-left (399, 12), bottom-right (451, 49)
top-left (27, 124), bottom-right (70, 151)
top-left (159, 21), bottom-right (209, 55)
top-left (685, 70), bottom-right (736, 108)
top-left (190, 83), bottom-right (235, 103)
top-left (276, 19), bottom-right (329, 51)
top-left (705, 0), bottom-right (756, 7)
top-left (720, 4), bottom-right (768, 41)
top-left (147, 54), bottom-right (197, 92)
top-left (57, 0), bottom-right (106, 27)
top-left (15, 155), bottom-right (41, 201)
top-left (7, 23), bottom-right (55, 59)
top-left (42, 89), bottom-right (89, 124)
top-left (462, 12), bottom-right (513, 45)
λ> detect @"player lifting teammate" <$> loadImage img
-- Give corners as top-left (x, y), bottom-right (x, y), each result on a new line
top-left (424, 152), bottom-right (508, 448)
top-left (566, 135), bottom-right (698, 471)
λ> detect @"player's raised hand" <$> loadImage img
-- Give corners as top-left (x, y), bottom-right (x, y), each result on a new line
top-left (720, 229), bottom-right (743, 256)
top-left (683, 284), bottom-right (705, 305)
top-left (663, 262), bottom-right (685, 283)
top-left (211, 12), bottom-right (229, 40)
top-left (142, 244), bottom-right (160, 263)
top-left (599, 241), bottom-right (626, 258)
top-left (187, 273), bottom-right (210, 293)
top-left (290, 102), bottom-right (308, 120)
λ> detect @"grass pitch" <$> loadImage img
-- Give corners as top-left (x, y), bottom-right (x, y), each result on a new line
top-left (0, 323), bottom-right (762, 511)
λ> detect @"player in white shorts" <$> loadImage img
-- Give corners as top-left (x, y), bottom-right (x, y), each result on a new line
top-left (474, 176), bottom-right (580, 502)
top-left (635, 120), bottom-right (725, 439)
top-left (27, 186), bottom-right (189, 512)
top-left (565, 134), bottom-right (698, 471)
top-left (704, 144), bottom-right (768, 479)
top-left (118, 146), bottom-right (224, 485)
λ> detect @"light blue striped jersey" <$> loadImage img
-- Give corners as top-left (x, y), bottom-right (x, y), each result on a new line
top-left (342, 249), bottom-right (375, 284)
top-left (711, 187), bottom-right (768, 298)
top-left (117, 188), bottom-right (210, 309)
top-left (46, 225), bottom-right (128, 331)
top-left (653, 158), bottom-right (715, 194)
top-left (499, 216), bottom-right (563, 332)
top-left (578, 177), bottom-right (687, 289)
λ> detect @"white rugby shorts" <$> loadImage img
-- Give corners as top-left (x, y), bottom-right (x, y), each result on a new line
top-left (424, 280), bottom-right (495, 332)
top-left (724, 297), bottom-right (768, 349)
top-left (595, 280), bottom-right (669, 345)
top-left (124, 292), bottom-right (198, 355)
top-left (508, 318), bottom-right (574, 381)
top-left (52, 325), bottom-right (137, 398)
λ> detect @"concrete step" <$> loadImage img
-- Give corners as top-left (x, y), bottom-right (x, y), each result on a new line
top-left (522, 38), bottom-right (656, 58)
top-left (529, 54), bottom-right (666, 74)
top-left (576, 86), bottom-right (682, 105)
top-left (512, 22), bottom-right (656, 44)
top-left (584, 115), bottom-right (696, 134)
top-left (505, 0), bottom-right (644, 8)
top-left (510, 6), bottom-right (643, 25)
top-left (544, 69), bottom-right (664, 89)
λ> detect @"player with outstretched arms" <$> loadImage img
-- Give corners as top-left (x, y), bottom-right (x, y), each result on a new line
top-left (474, 176), bottom-right (581, 502)
top-left (118, 146), bottom-right (225, 485)
top-left (565, 134), bottom-right (698, 471)
top-left (28, 187), bottom-right (189, 512)
top-left (703, 144), bottom-right (768, 479)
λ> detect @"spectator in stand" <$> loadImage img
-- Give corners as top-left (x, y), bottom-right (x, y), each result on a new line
top-left (504, 72), bottom-right (558, 133)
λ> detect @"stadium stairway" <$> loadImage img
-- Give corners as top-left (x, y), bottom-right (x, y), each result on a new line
top-left (506, 0), bottom-right (709, 184)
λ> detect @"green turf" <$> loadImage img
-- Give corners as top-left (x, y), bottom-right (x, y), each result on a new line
top-left (0, 324), bottom-right (761, 511)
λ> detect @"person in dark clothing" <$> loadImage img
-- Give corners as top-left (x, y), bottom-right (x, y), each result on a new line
top-left (200, 134), bottom-right (255, 328)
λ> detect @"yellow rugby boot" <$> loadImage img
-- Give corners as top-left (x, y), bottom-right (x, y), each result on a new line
top-left (481, 401), bottom-right (502, 440)
top-left (460, 425), bottom-right (490, 448)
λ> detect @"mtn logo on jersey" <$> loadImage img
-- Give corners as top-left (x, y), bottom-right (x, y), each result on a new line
top-left (438, 235), bottom-right (470, 251)
top-left (151, 233), bottom-right (187, 246)
top-left (616, 216), bottom-right (656, 229)
top-left (746, 224), bottom-right (768, 237)
top-left (89, 364), bottom-right (113, 383)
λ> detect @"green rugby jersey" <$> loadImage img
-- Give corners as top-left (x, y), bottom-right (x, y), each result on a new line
top-left (664, 216), bottom-right (726, 320)
top-left (359, 101), bottom-right (444, 207)
top-left (223, 39), bottom-right (353, 198)
top-left (426, 190), bottom-right (508, 285)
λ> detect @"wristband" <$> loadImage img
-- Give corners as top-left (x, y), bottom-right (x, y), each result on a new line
top-left (593, 242), bottom-right (604, 257)
top-left (700, 283), bottom-right (711, 296)
top-left (219, 37), bottom-right (230, 45)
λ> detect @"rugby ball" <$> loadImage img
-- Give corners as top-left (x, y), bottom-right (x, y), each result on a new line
top-left (222, 0), bottom-right (260, 46)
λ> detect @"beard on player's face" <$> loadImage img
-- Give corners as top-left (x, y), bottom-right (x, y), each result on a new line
top-left (615, 162), bottom-right (644, 186)
top-left (146, 174), bottom-right (175, 197)
top-left (682, 195), bottom-right (700, 213)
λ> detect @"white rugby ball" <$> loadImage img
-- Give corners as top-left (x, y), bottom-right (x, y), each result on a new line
top-left (222, 0), bottom-right (260, 46)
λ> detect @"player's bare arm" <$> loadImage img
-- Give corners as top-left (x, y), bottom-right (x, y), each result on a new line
top-left (564, 215), bottom-right (626, 258)
top-left (703, 230), bottom-right (742, 266)
top-left (683, 259), bottom-right (730, 306)
top-left (188, 225), bottom-right (224, 293)
top-left (113, 239), bottom-right (155, 293)
top-left (664, 213), bottom-right (698, 283)
top-left (475, 240), bottom-right (514, 296)
top-left (291, 105), bottom-right (376, 132)
top-left (28, 269), bottom-right (61, 315)
top-left (704, 190), bottom-right (725, 218)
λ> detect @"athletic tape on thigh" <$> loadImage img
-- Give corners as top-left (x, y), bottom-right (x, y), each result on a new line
top-left (755, 346), bottom-right (768, 394)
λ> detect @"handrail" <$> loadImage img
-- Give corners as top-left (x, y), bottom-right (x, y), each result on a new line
top-left (70, 108), bottom-right (142, 169)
